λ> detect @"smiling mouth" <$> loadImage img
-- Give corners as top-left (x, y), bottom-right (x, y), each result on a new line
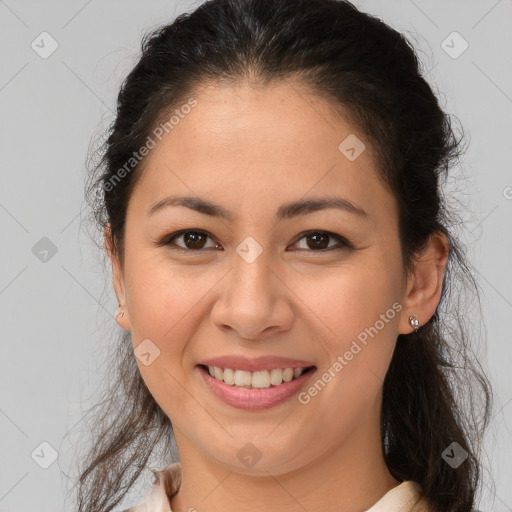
top-left (197, 364), bottom-right (316, 389)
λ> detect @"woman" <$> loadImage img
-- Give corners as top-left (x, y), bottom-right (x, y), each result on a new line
top-left (78, 0), bottom-right (492, 511)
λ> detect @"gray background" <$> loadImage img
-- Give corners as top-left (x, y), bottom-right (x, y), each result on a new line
top-left (1, 0), bottom-right (511, 511)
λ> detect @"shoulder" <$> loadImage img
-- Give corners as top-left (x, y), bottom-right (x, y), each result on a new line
top-left (366, 480), bottom-right (433, 511)
top-left (118, 462), bottom-right (182, 512)
top-left (410, 494), bottom-right (434, 511)
top-left (409, 491), bottom-right (486, 512)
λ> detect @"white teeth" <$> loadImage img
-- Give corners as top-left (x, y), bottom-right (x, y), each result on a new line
top-left (234, 369), bottom-right (252, 387)
top-left (223, 367), bottom-right (235, 385)
top-left (251, 370), bottom-right (270, 389)
top-left (269, 368), bottom-right (283, 386)
top-left (282, 368), bottom-right (294, 382)
top-left (205, 365), bottom-right (310, 389)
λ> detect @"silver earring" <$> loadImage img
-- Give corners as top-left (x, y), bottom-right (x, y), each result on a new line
top-left (408, 315), bottom-right (420, 332)
top-left (116, 306), bottom-right (125, 319)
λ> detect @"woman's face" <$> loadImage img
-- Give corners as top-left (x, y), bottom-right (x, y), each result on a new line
top-left (110, 80), bottom-right (411, 475)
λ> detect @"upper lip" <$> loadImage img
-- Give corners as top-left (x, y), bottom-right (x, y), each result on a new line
top-left (198, 355), bottom-right (316, 372)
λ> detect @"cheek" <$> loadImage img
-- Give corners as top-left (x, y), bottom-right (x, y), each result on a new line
top-left (125, 258), bottom-right (206, 418)
top-left (123, 251), bottom-right (225, 406)
top-left (124, 248), bottom-right (207, 341)
top-left (291, 258), bottom-right (403, 414)
top-left (291, 269), bottom-right (400, 438)
top-left (294, 259), bottom-right (402, 345)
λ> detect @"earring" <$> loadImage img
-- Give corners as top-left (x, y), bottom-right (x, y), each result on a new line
top-left (408, 315), bottom-right (420, 332)
top-left (116, 306), bottom-right (125, 319)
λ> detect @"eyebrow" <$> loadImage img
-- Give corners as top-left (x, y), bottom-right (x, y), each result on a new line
top-left (147, 194), bottom-right (368, 221)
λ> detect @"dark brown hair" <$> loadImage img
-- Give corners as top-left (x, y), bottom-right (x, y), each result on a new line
top-left (76, 1), bottom-right (493, 511)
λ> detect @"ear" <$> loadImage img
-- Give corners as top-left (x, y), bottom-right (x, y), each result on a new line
top-left (104, 224), bottom-right (131, 330)
top-left (398, 231), bottom-right (449, 334)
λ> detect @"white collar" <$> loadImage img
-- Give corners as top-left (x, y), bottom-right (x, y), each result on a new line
top-left (126, 463), bottom-right (428, 512)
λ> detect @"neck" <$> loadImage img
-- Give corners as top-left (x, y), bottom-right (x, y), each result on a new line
top-left (169, 406), bottom-right (400, 512)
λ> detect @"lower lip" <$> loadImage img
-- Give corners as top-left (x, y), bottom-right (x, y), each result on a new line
top-left (196, 365), bottom-right (317, 410)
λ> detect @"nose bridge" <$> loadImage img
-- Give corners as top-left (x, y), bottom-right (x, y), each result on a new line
top-left (230, 238), bottom-right (275, 306)
top-left (211, 237), bottom-right (293, 339)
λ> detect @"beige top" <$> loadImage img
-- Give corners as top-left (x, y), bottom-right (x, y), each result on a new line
top-left (122, 462), bottom-right (433, 512)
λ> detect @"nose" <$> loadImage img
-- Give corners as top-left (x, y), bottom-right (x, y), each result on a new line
top-left (210, 248), bottom-right (294, 341)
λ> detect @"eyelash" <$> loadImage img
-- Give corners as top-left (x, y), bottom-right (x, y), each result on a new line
top-left (158, 229), bottom-right (354, 254)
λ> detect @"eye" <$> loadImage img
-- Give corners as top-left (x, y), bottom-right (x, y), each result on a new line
top-left (158, 229), bottom-right (353, 254)
top-left (159, 229), bottom-right (221, 253)
top-left (291, 230), bottom-right (353, 252)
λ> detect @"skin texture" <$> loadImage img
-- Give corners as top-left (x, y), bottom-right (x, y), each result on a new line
top-left (106, 80), bottom-right (448, 512)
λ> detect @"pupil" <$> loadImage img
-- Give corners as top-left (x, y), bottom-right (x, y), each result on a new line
top-left (185, 232), bottom-right (205, 249)
top-left (308, 233), bottom-right (328, 249)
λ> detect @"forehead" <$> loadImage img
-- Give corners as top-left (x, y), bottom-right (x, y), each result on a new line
top-left (129, 80), bottom-right (396, 225)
